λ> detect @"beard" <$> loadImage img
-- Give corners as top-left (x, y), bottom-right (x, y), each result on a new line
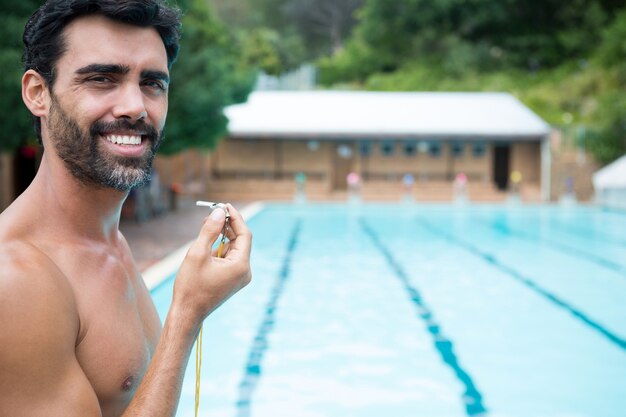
top-left (47, 96), bottom-right (163, 192)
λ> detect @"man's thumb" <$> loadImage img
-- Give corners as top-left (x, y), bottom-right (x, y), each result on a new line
top-left (195, 208), bottom-right (226, 249)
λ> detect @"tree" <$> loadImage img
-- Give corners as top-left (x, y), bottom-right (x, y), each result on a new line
top-left (283, 0), bottom-right (363, 56)
top-left (161, 0), bottom-right (255, 155)
top-left (240, 27), bottom-right (306, 75)
top-left (208, 0), bottom-right (255, 29)
top-left (0, 0), bottom-right (42, 152)
top-left (210, 0), bottom-right (364, 72)
top-left (587, 9), bottom-right (626, 164)
top-left (319, 0), bottom-right (621, 84)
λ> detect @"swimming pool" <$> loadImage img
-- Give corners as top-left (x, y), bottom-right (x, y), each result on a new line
top-left (150, 203), bottom-right (626, 417)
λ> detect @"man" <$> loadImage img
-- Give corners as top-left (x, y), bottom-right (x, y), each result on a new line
top-left (0, 1), bottom-right (252, 416)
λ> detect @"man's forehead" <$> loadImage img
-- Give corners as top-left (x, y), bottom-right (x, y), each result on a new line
top-left (60, 14), bottom-right (168, 71)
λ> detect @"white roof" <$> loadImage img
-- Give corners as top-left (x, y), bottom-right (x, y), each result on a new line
top-left (224, 91), bottom-right (550, 140)
top-left (593, 154), bottom-right (626, 189)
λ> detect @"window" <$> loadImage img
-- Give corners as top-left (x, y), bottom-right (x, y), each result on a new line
top-left (337, 144), bottom-right (353, 159)
top-left (472, 142), bottom-right (487, 158)
top-left (428, 142), bottom-right (441, 157)
top-left (359, 141), bottom-right (372, 157)
top-left (380, 140), bottom-right (395, 156)
top-left (402, 141), bottom-right (417, 157)
top-left (307, 140), bottom-right (320, 151)
top-left (451, 142), bottom-right (464, 158)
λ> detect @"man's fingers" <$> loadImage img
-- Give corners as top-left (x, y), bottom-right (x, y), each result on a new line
top-left (224, 223), bottom-right (236, 241)
top-left (193, 208), bottom-right (226, 251)
top-left (212, 241), bottom-right (231, 258)
top-left (224, 204), bottom-right (252, 257)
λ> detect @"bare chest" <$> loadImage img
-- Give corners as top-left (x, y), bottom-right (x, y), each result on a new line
top-left (77, 305), bottom-right (160, 416)
top-left (53, 246), bottom-right (162, 416)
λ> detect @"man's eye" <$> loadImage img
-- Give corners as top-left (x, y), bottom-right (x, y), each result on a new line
top-left (143, 80), bottom-right (166, 91)
top-left (87, 76), bottom-right (113, 83)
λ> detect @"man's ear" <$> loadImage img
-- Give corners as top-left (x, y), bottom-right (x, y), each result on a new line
top-left (22, 70), bottom-right (50, 118)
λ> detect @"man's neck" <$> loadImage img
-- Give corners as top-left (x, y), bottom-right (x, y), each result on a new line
top-left (28, 153), bottom-right (128, 245)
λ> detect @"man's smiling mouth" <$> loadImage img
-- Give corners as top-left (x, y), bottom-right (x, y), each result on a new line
top-left (104, 134), bottom-right (142, 145)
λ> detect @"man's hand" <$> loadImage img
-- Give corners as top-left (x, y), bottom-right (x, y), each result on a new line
top-left (172, 204), bottom-right (252, 329)
top-left (115, 204), bottom-right (251, 417)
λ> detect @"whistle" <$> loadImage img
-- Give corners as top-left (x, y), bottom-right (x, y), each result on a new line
top-left (195, 200), bottom-right (230, 219)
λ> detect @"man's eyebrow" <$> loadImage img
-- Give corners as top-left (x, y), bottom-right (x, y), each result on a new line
top-left (141, 70), bottom-right (170, 84)
top-left (75, 64), bottom-right (130, 75)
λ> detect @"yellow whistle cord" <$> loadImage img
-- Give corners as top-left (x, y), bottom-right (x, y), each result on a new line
top-left (194, 325), bottom-right (203, 417)
top-left (195, 231), bottom-right (227, 417)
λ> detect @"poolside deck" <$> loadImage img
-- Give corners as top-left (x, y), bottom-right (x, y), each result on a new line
top-left (194, 178), bottom-right (542, 203)
top-left (120, 197), bottom-right (220, 272)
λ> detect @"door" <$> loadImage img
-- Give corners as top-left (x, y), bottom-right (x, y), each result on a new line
top-left (493, 144), bottom-right (510, 190)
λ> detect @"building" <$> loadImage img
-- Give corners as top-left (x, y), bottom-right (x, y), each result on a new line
top-left (208, 91), bottom-right (551, 201)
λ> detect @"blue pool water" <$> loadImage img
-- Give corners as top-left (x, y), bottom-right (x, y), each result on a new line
top-left (150, 203), bottom-right (626, 417)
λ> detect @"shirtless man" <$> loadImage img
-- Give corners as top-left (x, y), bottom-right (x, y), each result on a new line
top-left (0, 1), bottom-right (252, 416)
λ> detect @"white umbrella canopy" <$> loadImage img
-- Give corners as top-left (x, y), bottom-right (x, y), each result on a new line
top-left (593, 154), bottom-right (626, 190)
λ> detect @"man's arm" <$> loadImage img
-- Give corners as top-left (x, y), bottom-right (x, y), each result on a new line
top-left (0, 245), bottom-right (102, 417)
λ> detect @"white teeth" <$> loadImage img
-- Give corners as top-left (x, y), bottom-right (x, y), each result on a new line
top-left (105, 135), bottom-right (142, 145)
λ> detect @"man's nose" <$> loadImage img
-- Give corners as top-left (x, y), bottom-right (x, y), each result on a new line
top-left (113, 84), bottom-right (147, 121)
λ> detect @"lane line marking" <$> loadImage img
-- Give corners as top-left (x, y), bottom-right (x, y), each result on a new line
top-left (361, 218), bottom-right (488, 416)
top-left (235, 219), bottom-right (302, 417)
top-left (418, 219), bottom-right (626, 352)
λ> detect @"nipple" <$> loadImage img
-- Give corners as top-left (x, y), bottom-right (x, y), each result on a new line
top-left (121, 376), bottom-right (135, 392)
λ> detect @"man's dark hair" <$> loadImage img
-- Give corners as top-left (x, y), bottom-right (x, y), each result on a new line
top-left (23, 0), bottom-right (182, 142)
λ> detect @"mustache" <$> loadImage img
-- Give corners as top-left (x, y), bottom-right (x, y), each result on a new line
top-left (90, 119), bottom-right (159, 142)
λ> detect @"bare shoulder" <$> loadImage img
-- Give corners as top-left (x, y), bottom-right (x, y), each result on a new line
top-left (0, 201), bottom-right (80, 351)
top-left (0, 239), bottom-right (75, 304)
top-left (0, 241), bottom-right (101, 416)
top-left (0, 241), bottom-right (77, 368)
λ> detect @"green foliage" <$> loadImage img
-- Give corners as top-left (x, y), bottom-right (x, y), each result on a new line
top-left (242, 28), bottom-right (282, 75)
top-left (240, 27), bottom-right (306, 75)
top-left (317, 39), bottom-right (379, 84)
top-left (0, 0), bottom-right (42, 152)
top-left (586, 92), bottom-right (626, 164)
top-left (319, 0), bottom-right (617, 85)
top-left (586, 9), bottom-right (626, 164)
top-left (161, 0), bottom-right (255, 155)
top-left (210, 0), bottom-right (363, 72)
top-left (595, 9), bottom-right (626, 69)
top-left (248, 0), bottom-right (292, 31)
top-left (282, 0), bottom-right (363, 57)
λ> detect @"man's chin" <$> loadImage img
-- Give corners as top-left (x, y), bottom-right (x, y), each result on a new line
top-left (74, 156), bottom-right (152, 192)
top-left (103, 165), bottom-right (152, 191)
